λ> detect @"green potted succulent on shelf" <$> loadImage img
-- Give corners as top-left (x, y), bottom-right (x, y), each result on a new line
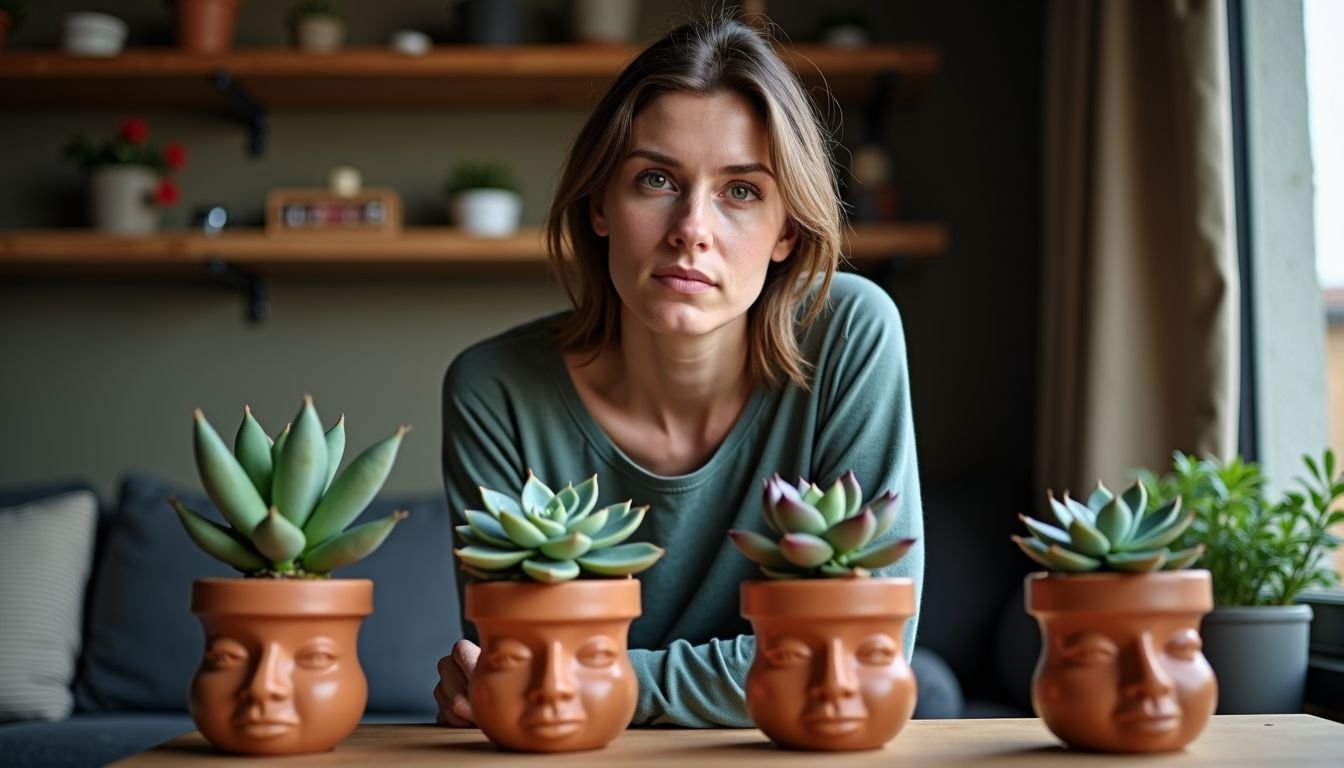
top-left (63, 117), bottom-right (189, 235)
top-left (1139, 450), bottom-right (1343, 714)
top-left (287, 0), bottom-right (344, 52)
top-left (728, 471), bottom-right (918, 751)
top-left (1013, 480), bottom-right (1216, 753)
top-left (175, 395), bottom-right (408, 756)
top-left (0, 0), bottom-right (28, 53)
top-left (445, 159), bottom-right (523, 237)
top-left (454, 472), bottom-right (662, 753)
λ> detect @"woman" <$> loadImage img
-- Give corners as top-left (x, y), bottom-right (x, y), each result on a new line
top-left (435, 16), bottom-right (924, 727)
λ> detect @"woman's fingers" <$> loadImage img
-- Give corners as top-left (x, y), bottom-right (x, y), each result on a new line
top-left (434, 648), bottom-right (477, 726)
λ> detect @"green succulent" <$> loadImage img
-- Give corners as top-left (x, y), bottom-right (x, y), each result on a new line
top-left (172, 395), bottom-right (409, 578)
top-left (1012, 480), bottom-right (1203, 573)
top-left (729, 471), bottom-right (915, 579)
top-left (454, 472), bottom-right (665, 583)
top-left (445, 160), bottom-right (521, 196)
top-left (287, 0), bottom-right (342, 25)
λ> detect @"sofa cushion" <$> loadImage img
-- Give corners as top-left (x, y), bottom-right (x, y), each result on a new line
top-left (0, 713), bottom-right (192, 768)
top-left (0, 488), bottom-right (99, 723)
top-left (74, 472), bottom-right (460, 715)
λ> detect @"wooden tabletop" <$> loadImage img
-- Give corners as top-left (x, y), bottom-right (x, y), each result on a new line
top-left (114, 715), bottom-right (1343, 767)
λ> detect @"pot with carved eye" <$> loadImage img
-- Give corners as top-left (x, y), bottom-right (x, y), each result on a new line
top-left (465, 579), bottom-right (641, 752)
top-left (1026, 570), bottom-right (1217, 753)
top-left (188, 578), bottom-right (373, 755)
top-left (740, 578), bottom-right (917, 751)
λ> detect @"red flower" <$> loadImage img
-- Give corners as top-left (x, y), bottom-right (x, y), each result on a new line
top-left (119, 117), bottom-right (149, 145)
top-left (164, 142), bottom-right (188, 171)
top-left (153, 179), bottom-right (180, 207)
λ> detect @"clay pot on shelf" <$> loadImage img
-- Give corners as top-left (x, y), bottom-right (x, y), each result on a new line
top-left (172, 0), bottom-right (241, 54)
top-left (466, 579), bottom-right (640, 753)
top-left (740, 578), bottom-right (917, 751)
top-left (189, 579), bottom-right (373, 756)
top-left (1025, 570), bottom-right (1217, 753)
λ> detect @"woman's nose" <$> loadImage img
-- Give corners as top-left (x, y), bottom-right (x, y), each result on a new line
top-left (667, 195), bottom-right (712, 254)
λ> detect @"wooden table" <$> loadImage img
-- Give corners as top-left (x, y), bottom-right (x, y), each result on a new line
top-left (114, 715), bottom-right (1344, 767)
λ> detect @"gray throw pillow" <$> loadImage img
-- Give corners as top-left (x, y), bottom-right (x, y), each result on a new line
top-left (75, 472), bottom-right (460, 715)
top-left (0, 490), bottom-right (99, 722)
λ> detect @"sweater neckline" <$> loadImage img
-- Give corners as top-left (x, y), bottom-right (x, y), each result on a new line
top-left (546, 339), bottom-right (770, 494)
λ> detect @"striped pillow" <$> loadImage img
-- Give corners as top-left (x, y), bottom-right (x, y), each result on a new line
top-left (0, 490), bottom-right (98, 722)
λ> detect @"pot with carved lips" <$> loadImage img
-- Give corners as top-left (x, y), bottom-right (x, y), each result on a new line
top-left (188, 578), bottom-right (372, 755)
top-left (466, 579), bottom-right (641, 752)
top-left (741, 578), bottom-right (917, 751)
top-left (1026, 570), bottom-right (1217, 753)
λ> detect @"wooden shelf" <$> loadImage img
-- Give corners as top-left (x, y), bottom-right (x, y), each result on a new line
top-left (0, 44), bottom-right (939, 111)
top-left (0, 223), bottom-right (947, 277)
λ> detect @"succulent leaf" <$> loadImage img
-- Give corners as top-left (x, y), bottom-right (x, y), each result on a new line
top-left (1045, 492), bottom-right (1075, 529)
top-left (589, 505), bottom-right (647, 549)
top-left (1105, 550), bottom-right (1168, 572)
top-left (849, 537), bottom-right (916, 569)
top-left (302, 510), bottom-right (407, 573)
top-left (234, 405), bottom-right (274, 505)
top-left (576, 542), bottom-right (665, 576)
top-left (171, 498), bottom-right (268, 572)
top-left (251, 506), bottom-right (307, 566)
top-left (773, 496), bottom-right (829, 535)
top-left (840, 470), bottom-right (863, 518)
top-left (1019, 514), bottom-right (1071, 546)
top-left (570, 475), bottom-right (599, 521)
top-left (521, 471), bottom-right (554, 516)
top-left (1044, 544), bottom-right (1103, 571)
top-left (539, 532), bottom-right (593, 561)
top-left (1067, 516), bottom-right (1111, 557)
top-left (779, 532), bottom-right (835, 568)
top-left (1162, 544), bottom-right (1205, 570)
top-left (456, 544), bottom-right (535, 571)
top-left (323, 415), bottom-right (346, 493)
top-left (814, 479), bottom-right (847, 526)
top-left (1063, 493), bottom-right (1095, 526)
top-left (544, 493), bottom-right (566, 522)
top-left (522, 558), bottom-right (581, 583)
top-left (801, 483), bottom-right (824, 506)
top-left (464, 509), bottom-right (513, 548)
top-left (822, 508), bottom-right (876, 553)
top-left (1013, 535), bottom-right (1056, 570)
top-left (867, 492), bottom-right (900, 538)
top-left (1117, 507), bottom-right (1195, 552)
top-left (1120, 482), bottom-right (1147, 539)
top-left (525, 510), bottom-right (567, 539)
top-left (1017, 483), bottom-right (1198, 573)
top-left (479, 487), bottom-right (522, 517)
top-left (1085, 482), bottom-right (1113, 514)
top-left (572, 506), bottom-right (610, 536)
top-left (499, 509), bottom-right (548, 548)
top-left (1095, 495), bottom-right (1133, 545)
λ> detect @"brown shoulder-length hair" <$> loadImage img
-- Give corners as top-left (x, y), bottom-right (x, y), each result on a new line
top-left (545, 17), bottom-right (842, 390)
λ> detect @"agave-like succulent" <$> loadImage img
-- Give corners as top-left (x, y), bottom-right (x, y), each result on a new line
top-left (172, 395), bottom-right (409, 578)
top-left (1012, 480), bottom-right (1203, 572)
top-left (453, 472), bottom-right (665, 583)
top-left (728, 471), bottom-right (916, 579)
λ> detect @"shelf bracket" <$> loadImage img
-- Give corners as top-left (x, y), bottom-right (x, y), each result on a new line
top-left (211, 71), bottom-right (269, 157)
top-left (206, 259), bottom-right (270, 323)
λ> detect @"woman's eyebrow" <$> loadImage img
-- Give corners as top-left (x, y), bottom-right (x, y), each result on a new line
top-left (626, 148), bottom-right (775, 178)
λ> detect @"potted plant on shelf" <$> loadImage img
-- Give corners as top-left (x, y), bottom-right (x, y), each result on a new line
top-left (446, 159), bottom-right (523, 238)
top-left (170, 0), bottom-right (242, 55)
top-left (0, 0), bottom-right (27, 53)
top-left (63, 117), bottom-right (188, 235)
top-left (288, 0), bottom-right (345, 53)
top-left (1140, 450), bottom-right (1342, 714)
top-left (173, 395), bottom-right (409, 755)
top-left (728, 472), bottom-right (918, 751)
top-left (1012, 480), bottom-right (1215, 753)
top-left (453, 472), bottom-right (664, 752)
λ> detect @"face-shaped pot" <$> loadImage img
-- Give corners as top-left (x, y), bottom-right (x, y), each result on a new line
top-left (466, 579), bottom-right (640, 752)
top-left (1027, 570), bottom-right (1217, 753)
top-left (189, 579), bottom-right (372, 755)
top-left (741, 578), bottom-right (916, 751)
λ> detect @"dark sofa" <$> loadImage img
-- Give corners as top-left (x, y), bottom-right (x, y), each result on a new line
top-left (0, 472), bottom-right (1024, 767)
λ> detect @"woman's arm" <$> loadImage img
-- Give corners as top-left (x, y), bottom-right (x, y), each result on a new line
top-left (629, 636), bottom-right (755, 727)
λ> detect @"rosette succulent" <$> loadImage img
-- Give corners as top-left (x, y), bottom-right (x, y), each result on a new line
top-left (172, 395), bottom-right (409, 578)
top-left (1012, 480), bottom-right (1203, 572)
top-left (728, 471), bottom-right (915, 579)
top-left (453, 472), bottom-right (665, 583)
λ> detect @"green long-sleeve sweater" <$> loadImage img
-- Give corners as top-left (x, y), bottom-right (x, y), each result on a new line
top-left (441, 271), bottom-right (924, 727)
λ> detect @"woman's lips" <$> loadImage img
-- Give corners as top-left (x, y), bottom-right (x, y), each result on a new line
top-left (654, 274), bottom-right (714, 294)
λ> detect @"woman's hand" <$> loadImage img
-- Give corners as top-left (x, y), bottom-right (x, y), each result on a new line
top-left (434, 638), bottom-right (480, 726)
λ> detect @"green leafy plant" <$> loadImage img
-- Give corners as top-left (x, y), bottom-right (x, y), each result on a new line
top-left (172, 395), bottom-right (409, 578)
top-left (445, 159), bottom-right (520, 196)
top-left (287, 0), bottom-right (342, 25)
top-left (1139, 450), bottom-right (1343, 605)
top-left (454, 472), bottom-right (664, 583)
top-left (1013, 480), bottom-right (1203, 573)
top-left (729, 471), bottom-right (915, 579)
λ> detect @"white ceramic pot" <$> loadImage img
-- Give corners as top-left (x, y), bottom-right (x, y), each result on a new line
top-left (63, 12), bottom-right (128, 57)
top-left (88, 165), bottom-right (160, 235)
top-left (295, 16), bottom-right (345, 53)
top-left (570, 0), bottom-right (640, 44)
top-left (452, 189), bottom-right (522, 238)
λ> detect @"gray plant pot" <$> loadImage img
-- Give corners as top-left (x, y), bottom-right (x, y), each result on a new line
top-left (1201, 604), bottom-right (1313, 714)
top-left (88, 165), bottom-right (160, 235)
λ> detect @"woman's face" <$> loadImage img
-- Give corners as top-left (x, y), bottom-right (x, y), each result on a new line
top-left (592, 90), bottom-right (797, 341)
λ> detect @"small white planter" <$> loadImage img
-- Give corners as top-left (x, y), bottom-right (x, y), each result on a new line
top-left (452, 189), bottom-right (522, 238)
top-left (63, 12), bottom-right (128, 57)
top-left (570, 0), bottom-right (640, 44)
top-left (88, 165), bottom-right (160, 235)
top-left (294, 16), bottom-right (345, 53)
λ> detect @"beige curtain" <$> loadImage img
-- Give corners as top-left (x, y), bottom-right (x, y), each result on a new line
top-left (1038, 0), bottom-right (1239, 496)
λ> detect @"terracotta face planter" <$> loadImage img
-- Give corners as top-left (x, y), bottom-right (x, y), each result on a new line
top-left (466, 579), bottom-right (640, 753)
top-left (1026, 570), bottom-right (1217, 753)
top-left (741, 578), bottom-right (916, 751)
top-left (189, 578), bottom-right (372, 755)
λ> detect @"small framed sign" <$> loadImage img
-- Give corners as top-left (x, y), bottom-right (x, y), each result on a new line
top-left (265, 187), bottom-right (402, 236)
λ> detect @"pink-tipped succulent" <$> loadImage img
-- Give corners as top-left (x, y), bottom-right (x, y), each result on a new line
top-left (729, 471), bottom-right (916, 579)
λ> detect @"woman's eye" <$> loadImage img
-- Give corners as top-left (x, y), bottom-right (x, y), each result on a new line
top-left (1166, 629), bottom-right (1203, 660)
top-left (1061, 634), bottom-right (1118, 665)
top-left (727, 182), bottom-right (760, 201)
top-left (577, 640), bottom-right (619, 668)
top-left (856, 637), bottom-right (898, 666)
top-left (638, 171), bottom-right (671, 190)
top-left (765, 639), bottom-right (812, 667)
